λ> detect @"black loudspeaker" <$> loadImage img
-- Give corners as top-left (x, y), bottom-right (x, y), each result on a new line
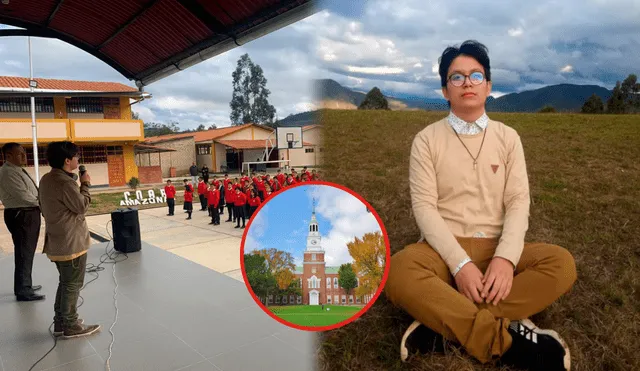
top-left (111, 208), bottom-right (142, 253)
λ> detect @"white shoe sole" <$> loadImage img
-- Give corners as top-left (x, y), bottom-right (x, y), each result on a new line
top-left (400, 320), bottom-right (422, 362)
top-left (52, 319), bottom-right (85, 337)
top-left (520, 319), bottom-right (571, 371)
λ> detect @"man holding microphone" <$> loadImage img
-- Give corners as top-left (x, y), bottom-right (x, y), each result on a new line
top-left (0, 143), bottom-right (45, 301)
top-left (39, 141), bottom-right (100, 338)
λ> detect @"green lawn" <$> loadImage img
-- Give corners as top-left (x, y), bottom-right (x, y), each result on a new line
top-left (318, 109), bottom-right (640, 371)
top-left (269, 305), bottom-right (363, 327)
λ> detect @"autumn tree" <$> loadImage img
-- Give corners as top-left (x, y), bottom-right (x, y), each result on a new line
top-left (347, 231), bottom-right (386, 298)
top-left (338, 263), bottom-right (357, 297)
top-left (252, 248), bottom-right (299, 300)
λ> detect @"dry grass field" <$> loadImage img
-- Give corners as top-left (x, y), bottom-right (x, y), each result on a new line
top-left (317, 109), bottom-right (640, 371)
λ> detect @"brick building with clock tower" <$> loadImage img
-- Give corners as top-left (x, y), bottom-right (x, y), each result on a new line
top-left (268, 200), bottom-right (376, 306)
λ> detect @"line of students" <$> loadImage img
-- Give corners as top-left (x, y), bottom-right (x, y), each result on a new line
top-left (163, 167), bottom-right (322, 227)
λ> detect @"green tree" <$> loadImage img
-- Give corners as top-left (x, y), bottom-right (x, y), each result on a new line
top-left (230, 53), bottom-right (276, 126)
top-left (208, 124), bottom-right (217, 130)
top-left (621, 74), bottom-right (640, 112)
top-left (538, 105), bottom-right (556, 113)
top-left (196, 124), bottom-right (205, 131)
top-left (131, 111), bottom-right (140, 120)
top-left (244, 253), bottom-right (277, 306)
top-left (607, 81), bottom-right (626, 114)
top-left (338, 263), bottom-right (358, 297)
top-left (358, 87), bottom-right (389, 110)
top-left (143, 121), bottom-right (180, 137)
top-left (581, 94), bottom-right (604, 114)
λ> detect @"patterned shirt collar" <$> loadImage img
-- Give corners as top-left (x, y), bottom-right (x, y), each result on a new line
top-left (447, 111), bottom-right (489, 134)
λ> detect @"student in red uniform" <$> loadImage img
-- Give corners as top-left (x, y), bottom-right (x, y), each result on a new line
top-left (263, 183), bottom-right (273, 201)
top-left (247, 189), bottom-right (261, 219)
top-left (217, 180), bottom-right (225, 216)
top-left (233, 187), bottom-right (247, 229)
top-left (197, 177), bottom-right (208, 212)
top-left (286, 174), bottom-right (297, 186)
top-left (272, 177), bottom-right (281, 193)
top-left (164, 180), bottom-right (176, 216)
top-left (223, 173), bottom-right (231, 189)
top-left (301, 173), bottom-right (309, 182)
top-left (302, 166), bottom-right (311, 179)
top-left (276, 169), bottom-right (285, 187)
top-left (207, 183), bottom-right (220, 225)
top-left (311, 169), bottom-right (318, 180)
top-left (225, 183), bottom-right (235, 222)
top-left (182, 179), bottom-right (193, 220)
top-left (254, 177), bottom-right (266, 200)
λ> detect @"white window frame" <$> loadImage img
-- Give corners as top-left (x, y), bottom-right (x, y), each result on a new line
top-left (297, 296), bottom-right (302, 304)
top-left (312, 253), bottom-right (316, 261)
top-left (283, 296), bottom-right (288, 304)
top-left (326, 277), bottom-right (331, 288)
top-left (349, 295), bottom-right (354, 304)
top-left (341, 295), bottom-right (346, 304)
top-left (276, 296), bottom-right (280, 304)
top-left (356, 296), bottom-right (361, 304)
top-left (333, 277), bottom-right (338, 289)
top-left (327, 296), bottom-right (332, 304)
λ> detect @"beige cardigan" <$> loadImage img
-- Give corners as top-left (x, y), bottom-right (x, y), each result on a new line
top-left (409, 118), bottom-right (530, 273)
top-left (39, 168), bottom-right (92, 261)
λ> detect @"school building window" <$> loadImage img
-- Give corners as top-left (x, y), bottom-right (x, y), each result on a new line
top-left (312, 267), bottom-right (316, 274)
top-left (305, 148), bottom-right (314, 153)
top-left (312, 253), bottom-right (316, 261)
top-left (289, 295), bottom-right (294, 303)
top-left (334, 295), bottom-right (339, 304)
top-left (102, 97), bottom-right (120, 106)
top-left (22, 146), bottom-right (49, 166)
top-left (79, 145), bottom-right (108, 163)
top-left (356, 297), bottom-right (361, 304)
top-left (341, 295), bottom-right (346, 304)
top-left (276, 296), bottom-right (280, 304)
top-left (327, 296), bottom-right (332, 304)
top-left (349, 295), bottom-right (354, 304)
top-left (67, 97), bottom-right (104, 113)
top-left (107, 146), bottom-right (123, 155)
top-left (333, 277), bottom-right (338, 288)
top-left (197, 144), bottom-right (211, 155)
top-left (0, 97), bottom-right (54, 112)
top-left (297, 296), bottom-right (302, 304)
top-left (326, 278), bottom-right (331, 288)
top-left (283, 296), bottom-right (288, 304)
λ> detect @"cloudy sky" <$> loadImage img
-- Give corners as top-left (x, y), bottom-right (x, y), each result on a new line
top-left (244, 184), bottom-right (381, 268)
top-left (315, 0), bottom-right (640, 99)
top-left (0, 12), bottom-right (322, 130)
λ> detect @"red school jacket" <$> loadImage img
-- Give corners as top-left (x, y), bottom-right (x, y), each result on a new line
top-left (184, 184), bottom-right (193, 202)
top-left (207, 189), bottom-right (220, 207)
top-left (164, 185), bottom-right (176, 199)
top-left (225, 188), bottom-right (236, 203)
top-left (248, 196), bottom-right (262, 207)
top-left (197, 181), bottom-right (207, 195)
top-left (233, 192), bottom-right (247, 206)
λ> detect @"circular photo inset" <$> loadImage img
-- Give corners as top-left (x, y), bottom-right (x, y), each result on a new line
top-left (240, 181), bottom-right (390, 331)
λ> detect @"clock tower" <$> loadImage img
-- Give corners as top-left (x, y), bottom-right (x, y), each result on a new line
top-left (302, 198), bottom-right (325, 305)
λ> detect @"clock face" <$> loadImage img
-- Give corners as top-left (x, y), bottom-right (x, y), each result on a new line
top-left (311, 240), bottom-right (317, 245)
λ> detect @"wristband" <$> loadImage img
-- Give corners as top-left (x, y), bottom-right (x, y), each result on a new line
top-left (452, 257), bottom-right (472, 277)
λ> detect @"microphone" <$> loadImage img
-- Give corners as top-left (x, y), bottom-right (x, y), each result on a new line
top-left (79, 165), bottom-right (86, 176)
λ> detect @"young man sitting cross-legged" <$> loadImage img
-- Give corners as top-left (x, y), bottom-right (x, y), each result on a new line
top-left (385, 40), bottom-right (577, 371)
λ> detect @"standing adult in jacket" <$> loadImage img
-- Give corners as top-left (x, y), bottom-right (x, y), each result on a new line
top-left (189, 162), bottom-right (198, 185)
top-left (0, 143), bottom-right (44, 301)
top-left (39, 141), bottom-right (101, 338)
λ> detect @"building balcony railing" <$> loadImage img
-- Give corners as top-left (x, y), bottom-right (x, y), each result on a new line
top-left (0, 118), bottom-right (144, 143)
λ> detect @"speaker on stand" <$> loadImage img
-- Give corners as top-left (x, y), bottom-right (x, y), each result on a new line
top-left (111, 208), bottom-right (142, 253)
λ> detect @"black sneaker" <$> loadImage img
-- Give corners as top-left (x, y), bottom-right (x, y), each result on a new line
top-left (400, 320), bottom-right (445, 362)
top-left (500, 319), bottom-right (570, 371)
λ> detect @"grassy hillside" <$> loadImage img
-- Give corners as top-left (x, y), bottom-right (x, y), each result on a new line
top-left (318, 110), bottom-right (640, 371)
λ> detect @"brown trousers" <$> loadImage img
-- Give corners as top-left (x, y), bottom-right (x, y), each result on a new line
top-left (385, 237), bottom-right (577, 363)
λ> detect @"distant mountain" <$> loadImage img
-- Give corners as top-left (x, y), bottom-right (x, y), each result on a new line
top-left (314, 79), bottom-right (614, 113)
top-left (276, 110), bottom-right (318, 127)
top-left (313, 79), bottom-right (448, 110)
top-left (486, 84), bottom-right (613, 112)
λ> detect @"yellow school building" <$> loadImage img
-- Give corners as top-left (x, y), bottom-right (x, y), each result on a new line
top-left (0, 76), bottom-right (160, 187)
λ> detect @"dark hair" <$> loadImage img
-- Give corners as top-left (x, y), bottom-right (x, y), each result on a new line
top-left (438, 40), bottom-right (491, 87)
top-left (250, 189), bottom-right (257, 198)
top-left (183, 179), bottom-right (188, 182)
top-left (46, 141), bottom-right (79, 169)
top-left (1, 142), bottom-right (21, 157)
top-left (167, 180), bottom-right (172, 183)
